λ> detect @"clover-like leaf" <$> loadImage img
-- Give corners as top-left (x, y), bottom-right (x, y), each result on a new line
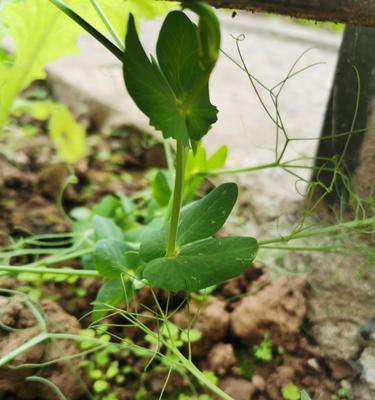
top-left (143, 236), bottom-right (258, 292)
top-left (123, 10), bottom-right (218, 145)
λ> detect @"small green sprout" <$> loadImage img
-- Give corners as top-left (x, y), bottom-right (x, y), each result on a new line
top-left (282, 383), bottom-right (300, 400)
top-left (253, 333), bottom-right (273, 362)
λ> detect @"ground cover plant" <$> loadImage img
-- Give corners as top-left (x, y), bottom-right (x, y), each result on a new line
top-left (0, 1), bottom-right (374, 399)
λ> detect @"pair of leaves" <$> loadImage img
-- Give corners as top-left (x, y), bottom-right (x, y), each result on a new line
top-left (123, 6), bottom-right (220, 146)
top-left (140, 183), bottom-right (258, 292)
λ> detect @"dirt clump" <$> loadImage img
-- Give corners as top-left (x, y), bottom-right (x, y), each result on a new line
top-left (0, 295), bottom-right (85, 400)
top-left (219, 377), bottom-right (256, 400)
top-left (231, 277), bottom-right (307, 347)
top-left (208, 343), bottom-right (236, 376)
top-left (173, 297), bottom-right (230, 355)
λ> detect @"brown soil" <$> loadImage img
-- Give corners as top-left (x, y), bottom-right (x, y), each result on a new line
top-left (0, 129), bottom-right (358, 400)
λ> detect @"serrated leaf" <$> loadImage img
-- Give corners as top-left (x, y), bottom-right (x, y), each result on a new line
top-left (123, 15), bottom-right (189, 144)
top-left (92, 278), bottom-right (134, 323)
top-left (123, 10), bottom-right (218, 144)
top-left (140, 183), bottom-right (238, 262)
top-left (143, 236), bottom-right (258, 292)
top-left (94, 239), bottom-right (139, 278)
top-left (93, 215), bottom-right (123, 241)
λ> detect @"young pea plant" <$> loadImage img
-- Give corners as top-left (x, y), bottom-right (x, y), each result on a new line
top-left (49, 0), bottom-right (258, 318)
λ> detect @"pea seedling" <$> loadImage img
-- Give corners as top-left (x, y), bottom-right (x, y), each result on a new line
top-left (49, 0), bottom-right (258, 317)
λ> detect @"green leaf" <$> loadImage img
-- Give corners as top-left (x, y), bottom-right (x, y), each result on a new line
top-left (11, 100), bottom-right (87, 163)
top-left (123, 14), bottom-right (189, 144)
top-left (177, 182), bottom-right (238, 245)
top-left (183, 1), bottom-right (221, 71)
top-left (94, 239), bottom-right (139, 278)
top-left (48, 104), bottom-right (87, 163)
top-left (92, 278), bottom-right (134, 323)
top-left (205, 145), bottom-right (227, 170)
top-left (0, 0), bottom-right (81, 129)
top-left (93, 379), bottom-right (109, 393)
top-left (300, 391), bottom-right (312, 400)
top-left (93, 215), bottom-right (123, 241)
top-left (282, 384), bottom-right (300, 400)
top-left (152, 169), bottom-right (172, 206)
top-left (123, 10), bottom-right (218, 145)
top-left (180, 329), bottom-right (202, 343)
top-left (140, 183), bottom-right (238, 262)
top-left (92, 195), bottom-right (120, 218)
top-left (143, 236), bottom-right (258, 292)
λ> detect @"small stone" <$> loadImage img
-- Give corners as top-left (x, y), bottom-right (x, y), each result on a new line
top-left (307, 358), bottom-right (320, 371)
top-left (208, 343), bottom-right (236, 376)
top-left (252, 374), bottom-right (266, 391)
top-left (219, 377), bottom-right (256, 400)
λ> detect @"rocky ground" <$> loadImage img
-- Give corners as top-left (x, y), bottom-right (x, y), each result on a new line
top-left (0, 123), bottom-right (366, 400)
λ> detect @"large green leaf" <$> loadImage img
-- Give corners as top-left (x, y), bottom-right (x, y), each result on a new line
top-left (94, 239), bottom-right (139, 278)
top-left (123, 10), bottom-right (218, 145)
top-left (123, 14), bottom-right (189, 144)
top-left (92, 278), bottom-right (134, 323)
top-left (0, 0), bottom-right (81, 128)
top-left (140, 182), bottom-right (238, 262)
top-left (143, 236), bottom-right (258, 292)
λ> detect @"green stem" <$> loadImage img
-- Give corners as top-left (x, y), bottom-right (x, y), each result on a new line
top-left (89, 0), bottom-right (124, 50)
top-left (48, 0), bottom-right (123, 61)
top-left (259, 216), bottom-right (375, 246)
top-left (207, 161), bottom-right (279, 176)
top-left (170, 347), bottom-right (234, 400)
top-left (166, 141), bottom-right (186, 257)
top-left (0, 265), bottom-right (99, 277)
top-left (0, 333), bottom-right (48, 367)
top-left (26, 248), bottom-right (93, 268)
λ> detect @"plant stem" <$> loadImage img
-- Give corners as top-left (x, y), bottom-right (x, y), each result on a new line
top-left (0, 265), bottom-right (99, 277)
top-left (207, 161), bottom-right (279, 176)
top-left (0, 333), bottom-right (48, 367)
top-left (89, 0), bottom-right (124, 50)
top-left (170, 347), bottom-right (234, 400)
top-left (48, 0), bottom-right (123, 61)
top-left (259, 216), bottom-right (375, 246)
top-left (166, 140), bottom-right (186, 257)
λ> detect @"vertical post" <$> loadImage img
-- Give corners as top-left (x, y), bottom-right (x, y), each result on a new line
top-left (313, 26), bottom-right (375, 210)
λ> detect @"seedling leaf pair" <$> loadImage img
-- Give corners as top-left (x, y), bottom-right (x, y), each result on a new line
top-left (140, 183), bottom-right (258, 292)
top-left (144, 236), bottom-right (257, 292)
top-left (140, 182), bottom-right (239, 261)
